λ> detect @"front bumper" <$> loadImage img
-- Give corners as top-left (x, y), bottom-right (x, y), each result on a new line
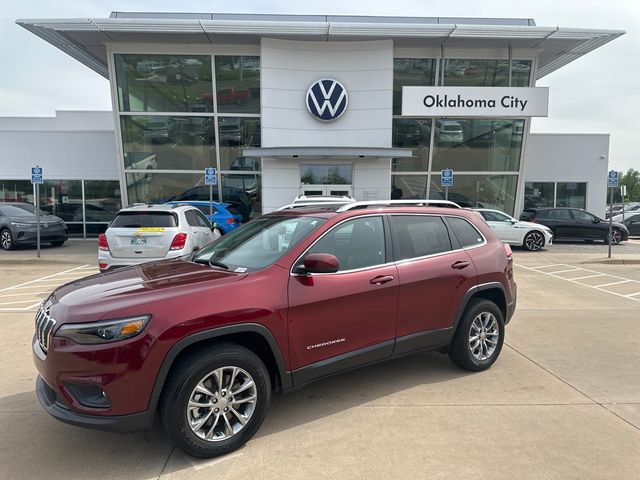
top-left (36, 376), bottom-right (154, 433)
top-left (15, 226), bottom-right (67, 245)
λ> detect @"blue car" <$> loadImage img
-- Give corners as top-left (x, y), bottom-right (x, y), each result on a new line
top-left (164, 201), bottom-right (242, 234)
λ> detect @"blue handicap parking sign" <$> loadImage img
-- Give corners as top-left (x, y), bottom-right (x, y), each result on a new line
top-left (204, 167), bottom-right (217, 186)
top-left (607, 170), bottom-right (618, 188)
top-left (441, 169), bottom-right (454, 187)
top-left (31, 166), bottom-right (43, 184)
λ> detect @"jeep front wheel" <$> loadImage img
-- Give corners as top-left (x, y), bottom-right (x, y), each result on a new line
top-left (160, 343), bottom-right (271, 458)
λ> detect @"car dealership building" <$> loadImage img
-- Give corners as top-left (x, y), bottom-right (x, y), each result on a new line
top-left (1, 13), bottom-right (622, 235)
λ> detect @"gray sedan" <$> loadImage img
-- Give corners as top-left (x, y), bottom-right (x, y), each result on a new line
top-left (0, 202), bottom-right (68, 250)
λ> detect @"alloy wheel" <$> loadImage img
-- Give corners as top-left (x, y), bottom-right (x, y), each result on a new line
top-left (608, 229), bottom-right (622, 245)
top-left (468, 312), bottom-right (500, 361)
top-left (524, 231), bottom-right (544, 251)
top-left (186, 366), bottom-right (257, 442)
top-left (1, 230), bottom-right (12, 250)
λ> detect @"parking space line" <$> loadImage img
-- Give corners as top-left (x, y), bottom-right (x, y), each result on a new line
top-left (570, 274), bottom-right (605, 280)
top-left (516, 264), bottom-right (640, 304)
top-left (595, 280), bottom-right (632, 288)
top-left (0, 291), bottom-right (49, 298)
top-left (530, 264), bottom-right (568, 270)
top-left (0, 265), bottom-right (90, 293)
top-left (546, 268), bottom-right (582, 274)
top-left (0, 298), bottom-right (46, 306)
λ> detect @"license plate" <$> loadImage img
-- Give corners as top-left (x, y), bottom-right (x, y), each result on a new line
top-left (131, 238), bottom-right (147, 246)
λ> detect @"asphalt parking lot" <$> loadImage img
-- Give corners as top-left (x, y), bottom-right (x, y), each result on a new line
top-left (1, 240), bottom-right (640, 479)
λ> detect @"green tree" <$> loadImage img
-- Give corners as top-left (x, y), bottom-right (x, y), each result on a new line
top-left (620, 168), bottom-right (640, 202)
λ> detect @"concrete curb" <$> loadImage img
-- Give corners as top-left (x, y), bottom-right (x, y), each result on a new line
top-left (581, 259), bottom-right (640, 265)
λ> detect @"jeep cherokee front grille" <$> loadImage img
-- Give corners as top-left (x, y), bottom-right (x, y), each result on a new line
top-left (35, 304), bottom-right (56, 353)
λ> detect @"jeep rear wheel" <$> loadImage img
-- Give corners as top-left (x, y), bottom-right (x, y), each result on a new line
top-left (160, 343), bottom-right (271, 458)
top-left (449, 299), bottom-right (505, 371)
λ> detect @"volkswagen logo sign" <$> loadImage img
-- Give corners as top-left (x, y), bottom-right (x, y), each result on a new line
top-left (306, 79), bottom-right (348, 122)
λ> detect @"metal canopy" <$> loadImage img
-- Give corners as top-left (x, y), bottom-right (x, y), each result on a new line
top-left (16, 13), bottom-right (624, 80)
top-left (242, 147), bottom-right (413, 159)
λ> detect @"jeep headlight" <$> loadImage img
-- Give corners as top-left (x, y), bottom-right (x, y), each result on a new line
top-left (57, 315), bottom-right (150, 344)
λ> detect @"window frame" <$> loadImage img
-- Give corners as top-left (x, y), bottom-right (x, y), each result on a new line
top-left (291, 214), bottom-right (392, 276)
top-left (388, 214), bottom-right (454, 262)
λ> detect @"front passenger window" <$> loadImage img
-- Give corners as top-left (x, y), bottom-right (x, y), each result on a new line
top-left (305, 216), bottom-right (386, 271)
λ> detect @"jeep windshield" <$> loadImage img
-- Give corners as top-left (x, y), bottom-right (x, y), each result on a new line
top-left (193, 215), bottom-right (326, 272)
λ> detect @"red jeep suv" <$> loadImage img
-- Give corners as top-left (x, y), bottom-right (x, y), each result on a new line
top-left (33, 200), bottom-right (516, 458)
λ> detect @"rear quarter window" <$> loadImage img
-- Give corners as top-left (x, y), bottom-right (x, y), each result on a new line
top-left (446, 216), bottom-right (484, 247)
top-left (390, 215), bottom-right (452, 260)
top-left (110, 211), bottom-right (177, 228)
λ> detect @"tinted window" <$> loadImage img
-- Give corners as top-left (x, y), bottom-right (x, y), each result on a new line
top-left (391, 215), bottom-right (452, 260)
top-left (185, 210), bottom-right (199, 227)
top-left (572, 210), bottom-right (596, 222)
top-left (548, 209), bottom-right (571, 220)
top-left (447, 217), bottom-right (484, 247)
top-left (306, 216), bottom-right (386, 271)
top-left (110, 211), bottom-right (177, 228)
top-left (193, 210), bottom-right (211, 227)
top-left (480, 211), bottom-right (511, 222)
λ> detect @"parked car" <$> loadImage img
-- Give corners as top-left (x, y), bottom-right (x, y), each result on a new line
top-left (97, 204), bottom-right (221, 271)
top-left (430, 191), bottom-right (485, 208)
top-left (435, 119), bottom-right (464, 144)
top-left (475, 208), bottom-right (553, 251)
top-left (613, 213), bottom-right (640, 236)
top-left (216, 87), bottom-right (252, 106)
top-left (519, 207), bottom-right (629, 245)
top-left (34, 201), bottom-right (516, 458)
top-left (0, 202), bottom-right (68, 250)
top-left (164, 201), bottom-right (242, 234)
top-left (166, 186), bottom-right (253, 222)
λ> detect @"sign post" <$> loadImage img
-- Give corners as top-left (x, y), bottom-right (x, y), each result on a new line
top-left (441, 169), bottom-right (454, 201)
top-left (204, 167), bottom-right (217, 216)
top-left (607, 170), bottom-right (619, 259)
top-left (621, 184), bottom-right (627, 222)
top-left (31, 166), bottom-right (44, 258)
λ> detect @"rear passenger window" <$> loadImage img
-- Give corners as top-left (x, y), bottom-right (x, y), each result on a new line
top-left (447, 217), bottom-right (484, 247)
top-left (391, 215), bottom-right (452, 260)
top-left (548, 209), bottom-right (571, 220)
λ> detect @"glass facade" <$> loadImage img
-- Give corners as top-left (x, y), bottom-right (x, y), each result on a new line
top-left (0, 179), bottom-right (120, 237)
top-left (115, 54), bottom-right (213, 112)
top-left (115, 53), bottom-right (261, 218)
top-left (393, 58), bottom-right (436, 115)
top-left (0, 180), bottom-right (33, 203)
top-left (391, 57), bottom-right (530, 215)
top-left (430, 174), bottom-right (519, 213)
top-left (215, 56), bottom-right (261, 114)
top-left (121, 115), bottom-right (216, 170)
top-left (443, 59), bottom-right (531, 87)
top-left (525, 182), bottom-right (587, 209)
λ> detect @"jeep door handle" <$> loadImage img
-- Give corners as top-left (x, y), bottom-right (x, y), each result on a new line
top-left (451, 261), bottom-right (470, 269)
top-left (370, 275), bottom-right (394, 285)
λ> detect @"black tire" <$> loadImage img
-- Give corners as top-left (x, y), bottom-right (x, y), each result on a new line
top-left (522, 230), bottom-right (545, 251)
top-left (1, 228), bottom-right (14, 250)
top-left (50, 241), bottom-right (65, 247)
top-left (160, 343), bottom-right (271, 458)
top-left (605, 228), bottom-right (623, 245)
top-left (449, 299), bottom-right (505, 371)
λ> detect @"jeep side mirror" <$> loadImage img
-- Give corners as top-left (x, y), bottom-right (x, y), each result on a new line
top-left (294, 253), bottom-right (340, 274)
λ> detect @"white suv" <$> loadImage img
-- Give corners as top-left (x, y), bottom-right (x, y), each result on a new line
top-left (98, 204), bottom-right (221, 271)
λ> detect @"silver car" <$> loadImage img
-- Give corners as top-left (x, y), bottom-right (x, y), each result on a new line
top-left (0, 202), bottom-right (67, 250)
top-left (98, 204), bottom-right (221, 271)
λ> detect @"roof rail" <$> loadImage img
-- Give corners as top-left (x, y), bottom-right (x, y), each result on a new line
top-left (335, 199), bottom-right (461, 212)
top-left (277, 201), bottom-right (353, 211)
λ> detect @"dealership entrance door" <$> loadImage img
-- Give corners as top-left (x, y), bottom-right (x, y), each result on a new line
top-left (300, 164), bottom-right (353, 197)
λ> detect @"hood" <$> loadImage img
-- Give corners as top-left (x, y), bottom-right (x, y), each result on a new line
top-left (49, 259), bottom-right (246, 324)
top-left (517, 220), bottom-right (551, 230)
top-left (9, 215), bottom-right (63, 224)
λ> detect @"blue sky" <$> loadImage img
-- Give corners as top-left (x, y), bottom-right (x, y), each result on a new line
top-left (1, 0), bottom-right (638, 171)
